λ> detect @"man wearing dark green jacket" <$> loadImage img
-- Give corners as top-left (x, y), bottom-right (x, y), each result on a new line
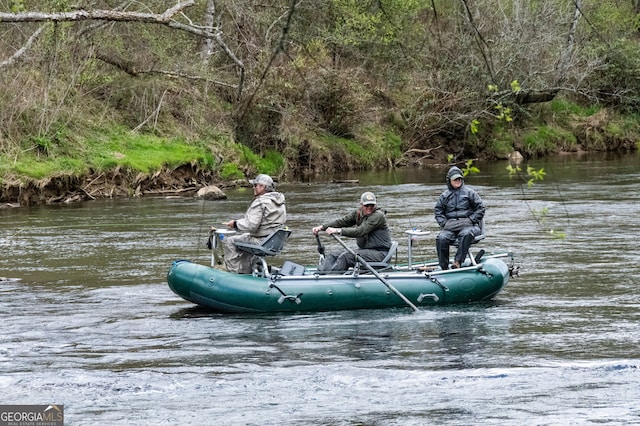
top-left (312, 191), bottom-right (392, 272)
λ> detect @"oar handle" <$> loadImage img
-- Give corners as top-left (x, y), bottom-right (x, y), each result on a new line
top-left (330, 233), bottom-right (419, 312)
top-left (315, 234), bottom-right (325, 255)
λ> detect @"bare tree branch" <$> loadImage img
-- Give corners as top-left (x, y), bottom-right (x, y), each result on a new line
top-left (236, 0), bottom-right (300, 120)
top-left (460, 0), bottom-right (496, 84)
top-left (169, 19), bottom-right (245, 99)
top-left (0, 1), bottom-right (246, 98)
top-left (0, 1), bottom-right (194, 23)
top-left (0, 25), bottom-right (45, 67)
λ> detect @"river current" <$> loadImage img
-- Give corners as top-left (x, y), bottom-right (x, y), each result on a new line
top-left (1, 154), bottom-right (639, 425)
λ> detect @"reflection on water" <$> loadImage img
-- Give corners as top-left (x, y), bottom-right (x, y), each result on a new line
top-left (1, 154), bottom-right (640, 424)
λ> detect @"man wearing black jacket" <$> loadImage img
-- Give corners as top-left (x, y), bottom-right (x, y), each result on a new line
top-left (434, 166), bottom-right (485, 270)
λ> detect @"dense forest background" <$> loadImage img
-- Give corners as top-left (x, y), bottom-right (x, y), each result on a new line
top-left (1, 0), bottom-right (639, 204)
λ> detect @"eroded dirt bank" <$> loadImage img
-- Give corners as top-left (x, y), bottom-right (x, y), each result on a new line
top-left (1, 164), bottom-right (219, 207)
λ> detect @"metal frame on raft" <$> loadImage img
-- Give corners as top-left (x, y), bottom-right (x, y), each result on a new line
top-left (403, 228), bottom-right (514, 275)
top-left (207, 227), bottom-right (516, 279)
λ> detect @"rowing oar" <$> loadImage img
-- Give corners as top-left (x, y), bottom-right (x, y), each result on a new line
top-left (315, 234), bottom-right (326, 266)
top-left (330, 233), bottom-right (419, 312)
top-left (315, 234), bottom-right (325, 256)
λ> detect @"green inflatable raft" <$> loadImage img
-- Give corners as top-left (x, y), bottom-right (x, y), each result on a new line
top-left (167, 257), bottom-right (512, 314)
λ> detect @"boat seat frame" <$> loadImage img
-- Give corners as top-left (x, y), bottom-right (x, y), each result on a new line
top-left (358, 240), bottom-right (398, 271)
top-left (234, 228), bottom-right (291, 277)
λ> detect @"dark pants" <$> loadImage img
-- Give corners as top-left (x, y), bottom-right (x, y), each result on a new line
top-left (436, 225), bottom-right (481, 270)
top-left (319, 248), bottom-right (387, 272)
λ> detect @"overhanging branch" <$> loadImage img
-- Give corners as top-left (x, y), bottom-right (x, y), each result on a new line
top-left (0, 1), bottom-right (194, 23)
top-left (0, 1), bottom-right (245, 97)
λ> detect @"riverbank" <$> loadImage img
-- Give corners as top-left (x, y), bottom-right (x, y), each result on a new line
top-left (0, 144), bottom-right (633, 208)
top-left (1, 101), bottom-right (638, 207)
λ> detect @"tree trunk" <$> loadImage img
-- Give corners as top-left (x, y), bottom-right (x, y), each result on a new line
top-left (201, 0), bottom-right (216, 63)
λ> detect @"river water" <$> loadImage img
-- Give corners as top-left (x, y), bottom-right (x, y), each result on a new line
top-left (1, 153), bottom-right (639, 425)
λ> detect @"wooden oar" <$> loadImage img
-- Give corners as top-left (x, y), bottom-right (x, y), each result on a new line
top-left (331, 233), bottom-right (419, 312)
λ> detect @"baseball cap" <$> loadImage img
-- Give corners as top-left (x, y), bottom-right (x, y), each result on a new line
top-left (360, 191), bottom-right (377, 205)
top-left (249, 174), bottom-right (274, 189)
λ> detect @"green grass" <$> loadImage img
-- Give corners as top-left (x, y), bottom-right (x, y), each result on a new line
top-left (235, 145), bottom-right (286, 176)
top-left (1, 157), bottom-right (86, 180)
top-left (550, 98), bottom-right (600, 117)
top-left (1, 130), bottom-right (215, 180)
top-left (91, 135), bottom-right (213, 172)
top-left (319, 128), bottom-right (403, 168)
top-left (522, 126), bottom-right (576, 155)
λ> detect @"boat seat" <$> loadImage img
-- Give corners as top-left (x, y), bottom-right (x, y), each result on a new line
top-left (361, 241), bottom-right (398, 271)
top-left (235, 228), bottom-right (292, 277)
top-left (452, 219), bottom-right (485, 265)
top-left (235, 228), bottom-right (291, 257)
top-left (279, 260), bottom-right (306, 276)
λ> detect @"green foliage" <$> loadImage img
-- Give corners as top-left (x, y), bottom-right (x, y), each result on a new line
top-left (339, 137), bottom-right (377, 165)
top-left (488, 81), bottom-right (521, 124)
top-left (470, 119), bottom-right (480, 135)
top-left (507, 164), bottom-right (539, 186)
top-left (327, 0), bottom-right (427, 50)
top-left (525, 165), bottom-right (546, 188)
top-left (521, 126), bottom-right (575, 156)
top-left (321, 134), bottom-right (379, 167)
top-left (3, 130), bottom-right (214, 179)
top-left (353, 128), bottom-right (404, 164)
top-left (617, 113), bottom-right (640, 135)
top-left (220, 163), bottom-right (244, 180)
top-left (10, 0), bottom-right (26, 13)
top-left (443, 157), bottom-right (480, 176)
top-left (494, 104), bottom-right (513, 123)
top-left (585, 38), bottom-right (640, 112)
top-left (237, 144), bottom-right (262, 171)
top-left (549, 99), bottom-right (599, 117)
top-left (488, 132), bottom-right (515, 158)
top-left (31, 136), bottom-right (53, 156)
top-left (236, 145), bottom-right (286, 177)
top-left (461, 159), bottom-right (480, 177)
top-left (3, 0), bottom-right (640, 191)
top-left (50, 0), bottom-right (71, 12)
top-left (262, 150), bottom-right (286, 176)
top-left (382, 131), bottom-right (403, 159)
top-left (585, 1), bottom-right (639, 39)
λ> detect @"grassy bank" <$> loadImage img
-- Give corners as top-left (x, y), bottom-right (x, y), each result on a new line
top-left (1, 97), bottom-right (639, 206)
top-left (3, 1), bottom-right (640, 205)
